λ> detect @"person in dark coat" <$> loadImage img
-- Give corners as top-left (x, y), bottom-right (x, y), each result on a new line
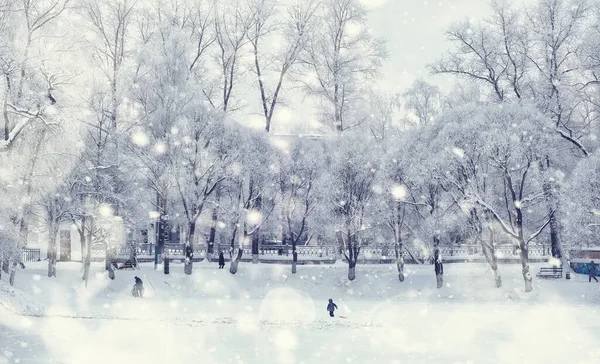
top-left (589, 261), bottom-right (598, 282)
top-left (132, 276), bottom-right (144, 297)
top-left (327, 298), bottom-right (338, 317)
top-left (218, 252), bottom-right (225, 269)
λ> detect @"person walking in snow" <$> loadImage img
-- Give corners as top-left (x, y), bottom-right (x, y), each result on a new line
top-left (589, 261), bottom-right (598, 282)
top-left (218, 251), bottom-right (225, 269)
top-left (327, 299), bottom-right (338, 318)
top-left (132, 276), bottom-right (145, 297)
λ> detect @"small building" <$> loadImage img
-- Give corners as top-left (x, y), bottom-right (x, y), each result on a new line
top-left (24, 222), bottom-right (83, 262)
top-left (569, 247), bottom-right (600, 276)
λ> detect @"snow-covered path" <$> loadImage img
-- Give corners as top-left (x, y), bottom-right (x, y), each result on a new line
top-left (2, 262), bottom-right (600, 363)
top-left (2, 300), bottom-right (600, 364)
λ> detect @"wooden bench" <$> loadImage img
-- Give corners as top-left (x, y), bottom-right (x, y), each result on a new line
top-left (118, 258), bottom-right (138, 270)
top-left (536, 267), bottom-right (562, 279)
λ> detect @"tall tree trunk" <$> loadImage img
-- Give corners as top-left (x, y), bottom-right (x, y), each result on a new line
top-left (1, 255), bottom-right (8, 274)
top-left (291, 237), bottom-right (297, 274)
top-left (548, 210), bottom-right (562, 257)
top-left (519, 240), bottom-right (533, 292)
top-left (78, 216), bottom-right (86, 265)
top-left (207, 208), bottom-right (217, 256)
top-left (228, 224), bottom-right (241, 274)
top-left (346, 234), bottom-right (359, 281)
top-left (83, 217), bottom-right (93, 285)
top-left (251, 232), bottom-right (260, 264)
top-left (348, 261), bottom-right (356, 280)
top-left (395, 240), bottom-right (405, 282)
top-left (152, 192), bottom-right (168, 263)
top-left (10, 129), bottom-right (47, 286)
top-left (10, 211), bottom-right (30, 286)
top-left (540, 158), bottom-right (563, 259)
top-left (335, 231), bottom-right (344, 261)
top-left (334, 82), bottom-right (342, 132)
top-left (9, 259), bottom-right (17, 286)
top-left (481, 227), bottom-right (502, 288)
top-left (229, 248), bottom-right (243, 274)
top-left (184, 221), bottom-right (196, 275)
top-left (3, 74), bottom-right (10, 141)
top-left (476, 210), bottom-right (502, 287)
top-left (207, 190), bottom-right (221, 258)
top-left (393, 208), bottom-right (405, 282)
top-left (47, 225), bottom-right (57, 278)
top-left (434, 236), bottom-right (443, 289)
top-left (106, 241), bottom-right (115, 280)
top-left (251, 196), bottom-right (262, 264)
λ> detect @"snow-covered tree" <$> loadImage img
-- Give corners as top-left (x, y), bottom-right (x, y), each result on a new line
top-left (375, 135), bottom-right (431, 282)
top-left (173, 115), bottom-right (233, 275)
top-left (402, 78), bottom-right (441, 126)
top-left (562, 151), bottom-right (600, 247)
top-left (434, 101), bottom-right (559, 292)
top-left (77, 0), bottom-right (138, 280)
top-left (247, 0), bottom-right (318, 132)
top-left (224, 130), bottom-right (275, 273)
top-left (326, 132), bottom-right (379, 280)
top-left (209, 0), bottom-right (254, 112)
top-left (273, 137), bottom-right (322, 273)
top-left (432, 0), bottom-right (598, 266)
top-left (300, 0), bottom-right (387, 132)
top-left (0, 0), bottom-right (77, 286)
top-left (0, 0), bottom-right (71, 151)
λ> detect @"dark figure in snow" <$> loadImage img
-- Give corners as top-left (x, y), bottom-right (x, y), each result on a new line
top-left (327, 299), bottom-right (338, 317)
top-left (434, 249), bottom-right (444, 289)
top-left (218, 252), bottom-right (225, 269)
top-left (132, 276), bottom-right (144, 297)
top-left (589, 261), bottom-right (598, 282)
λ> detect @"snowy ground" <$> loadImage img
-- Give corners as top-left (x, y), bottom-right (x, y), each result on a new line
top-left (1, 261), bottom-right (600, 363)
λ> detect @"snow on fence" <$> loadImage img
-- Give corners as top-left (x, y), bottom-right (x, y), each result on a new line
top-left (342, 244), bottom-right (549, 262)
top-left (441, 244), bottom-right (549, 258)
top-left (22, 248), bottom-right (41, 262)
top-left (257, 245), bottom-right (336, 257)
top-left (86, 243), bottom-right (550, 263)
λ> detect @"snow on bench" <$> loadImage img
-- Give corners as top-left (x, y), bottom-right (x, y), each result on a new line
top-left (536, 267), bottom-right (563, 279)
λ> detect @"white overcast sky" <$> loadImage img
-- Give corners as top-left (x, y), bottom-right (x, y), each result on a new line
top-left (364, 0), bottom-right (491, 93)
top-left (247, 0), bottom-right (533, 132)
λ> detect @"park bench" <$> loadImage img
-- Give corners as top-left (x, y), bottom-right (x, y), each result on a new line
top-left (118, 258), bottom-right (138, 270)
top-left (536, 267), bottom-right (562, 279)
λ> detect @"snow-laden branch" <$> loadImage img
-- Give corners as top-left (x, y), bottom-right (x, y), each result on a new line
top-left (0, 117), bottom-right (31, 152)
top-left (246, 203), bottom-right (276, 236)
top-left (526, 209), bottom-right (555, 243)
top-left (521, 192), bottom-right (546, 204)
top-left (7, 104), bottom-right (56, 125)
top-left (398, 200), bottom-right (431, 209)
top-left (471, 194), bottom-right (518, 240)
top-left (0, 101), bottom-right (60, 152)
top-left (555, 127), bottom-right (589, 157)
top-left (404, 246), bottom-right (423, 265)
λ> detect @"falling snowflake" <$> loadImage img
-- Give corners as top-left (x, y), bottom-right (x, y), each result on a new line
top-left (391, 184), bottom-right (407, 200)
top-left (131, 131), bottom-right (149, 147)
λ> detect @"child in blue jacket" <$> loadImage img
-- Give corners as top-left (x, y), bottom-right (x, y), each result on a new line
top-left (327, 299), bottom-right (338, 317)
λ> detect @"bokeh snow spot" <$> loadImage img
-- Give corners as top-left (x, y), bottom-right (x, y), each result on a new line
top-left (259, 288), bottom-right (315, 323)
top-left (131, 131), bottom-right (149, 147)
top-left (274, 329), bottom-right (298, 350)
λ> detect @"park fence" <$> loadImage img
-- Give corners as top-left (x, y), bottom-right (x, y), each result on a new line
top-left (22, 248), bottom-right (41, 262)
top-left (82, 242), bottom-right (550, 265)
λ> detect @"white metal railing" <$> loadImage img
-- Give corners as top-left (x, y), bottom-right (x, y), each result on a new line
top-left (88, 242), bottom-right (550, 261)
